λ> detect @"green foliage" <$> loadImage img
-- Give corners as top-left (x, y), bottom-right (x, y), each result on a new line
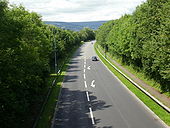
top-left (0, 1), bottom-right (93, 128)
top-left (96, 20), bottom-right (114, 47)
top-left (0, 1), bottom-right (51, 128)
top-left (95, 44), bottom-right (170, 126)
top-left (79, 27), bottom-right (95, 41)
top-left (96, 0), bottom-right (170, 92)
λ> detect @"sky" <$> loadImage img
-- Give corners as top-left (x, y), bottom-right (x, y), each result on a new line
top-left (9, 0), bottom-right (147, 22)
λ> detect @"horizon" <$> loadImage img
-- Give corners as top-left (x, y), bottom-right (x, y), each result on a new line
top-left (44, 20), bottom-right (108, 23)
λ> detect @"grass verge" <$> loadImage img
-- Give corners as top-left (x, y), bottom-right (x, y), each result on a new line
top-left (94, 43), bottom-right (170, 126)
top-left (36, 44), bottom-right (82, 128)
top-left (97, 45), bottom-right (170, 97)
top-left (36, 66), bottom-right (67, 128)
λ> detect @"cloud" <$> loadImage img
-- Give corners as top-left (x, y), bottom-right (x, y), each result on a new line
top-left (9, 0), bottom-right (146, 22)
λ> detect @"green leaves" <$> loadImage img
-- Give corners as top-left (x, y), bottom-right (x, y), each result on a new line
top-left (96, 0), bottom-right (170, 92)
top-left (0, 1), bottom-right (94, 127)
top-left (79, 27), bottom-right (95, 41)
top-left (0, 1), bottom-right (50, 127)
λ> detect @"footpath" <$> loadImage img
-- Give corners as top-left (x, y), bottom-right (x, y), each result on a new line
top-left (97, 46), bottom-right (170, 108)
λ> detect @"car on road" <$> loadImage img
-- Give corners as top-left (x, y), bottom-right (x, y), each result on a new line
top-left (92, 56), bottom-right (98, 61)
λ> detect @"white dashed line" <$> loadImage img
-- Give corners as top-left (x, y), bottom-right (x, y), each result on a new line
top-left (84, 73), bottom-right (86, 79)
top-left (84, 81), bottom-right (87, 88)
top-left (86, 91), bottom-right (90, 101)
top-left (84, 58), bottom-right (86, 63)
top-left (89, 107), bottom-right (95, 125)
top-left (84, 57), bottom-right (94, 125)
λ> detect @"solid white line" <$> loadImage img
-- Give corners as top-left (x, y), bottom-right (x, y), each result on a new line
top-left (97, 48), bottom-right (170, 113)
top-left (86, 91), bottom-right (90, 101)
top-left (84, 81), bottom-right (87, 88)
top-left (89, 107), bottom-right (95, 125)
top-left (96, 48), bottom-right (169, 128)
top-left (84, 73), bottom-right (86, 79)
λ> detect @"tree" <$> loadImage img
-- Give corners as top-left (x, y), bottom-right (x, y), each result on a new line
top-left (96, 0), bottom-right (170, 93)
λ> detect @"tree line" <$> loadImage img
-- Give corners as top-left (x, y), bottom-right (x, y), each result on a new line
top-left (0, 0), bottom-right (95, 127)
top-left (96, 0), bottom-right (170, 92)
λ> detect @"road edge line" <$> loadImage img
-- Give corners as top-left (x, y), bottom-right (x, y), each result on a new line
top-left (95, 45), bottom-right (169, 128)
top-left (96, 45), bottom-right (170, 113)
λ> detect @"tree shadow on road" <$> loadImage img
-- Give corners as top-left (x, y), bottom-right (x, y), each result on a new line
top-left (52, 88), bottom-right (112, 128)
top-left (64, 75), bottom-right (78, 83)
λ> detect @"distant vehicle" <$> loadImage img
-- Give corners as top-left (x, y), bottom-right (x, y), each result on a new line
top-left (92, 56), bottom-right (98, 61)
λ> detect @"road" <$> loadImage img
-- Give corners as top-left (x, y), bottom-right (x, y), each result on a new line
top-left (51, 41), bottom-right (166, 128)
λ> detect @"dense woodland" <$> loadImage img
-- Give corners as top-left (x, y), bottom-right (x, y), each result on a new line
top-left (45, 21), bottom-right (107, 31)
top-left (96, 0), bottom-right (170, 92)
top-left (0, 0), bottom-right (95, 127)
top-left (1, 0), bottom-right (170, 127)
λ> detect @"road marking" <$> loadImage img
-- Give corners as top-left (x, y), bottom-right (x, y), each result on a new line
top-left (90, 80), bottom-right (95, 88)
top-left (84, 73), bottom-right (86, 79)
top-left (87, 66), bottom-right (91, 70)
top-left (84, 81), bottom-right (87, 88)
top-left (86, 91), bottom-right (90, 101)
top-left (84, 58), bottom-right (86, 63)
top-left (84, 61), bottom-right (86, 65)
top-left (89, 107), bottom-right (95, 125)
top-left (84, 64), bottom-right (86, 68)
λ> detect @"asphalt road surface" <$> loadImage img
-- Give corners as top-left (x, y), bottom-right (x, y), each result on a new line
top-left (51, 41), bottom-right (166, 128)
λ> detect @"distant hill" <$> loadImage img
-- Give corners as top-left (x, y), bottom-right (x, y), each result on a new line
top-left (44, 21), bottom-right (107, 31)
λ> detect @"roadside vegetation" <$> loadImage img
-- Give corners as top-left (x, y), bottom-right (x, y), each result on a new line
top-left (36, 44), bottom-right (79, 128)
top-left (94, 43), bottom-right (170, 126)
top-left (96, 0), bottom-right (170, 95)
top-left (0, 0), bottom-right (95, 128)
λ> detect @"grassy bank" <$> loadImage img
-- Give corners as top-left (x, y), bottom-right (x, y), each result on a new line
top-left (94, 43), bottom-right (170, 126)
top-left (36, 67), bottom-right (67, 128)
top-left (97, 45), bottom-right (170, 97)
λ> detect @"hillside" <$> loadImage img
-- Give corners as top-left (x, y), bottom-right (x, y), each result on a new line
top-left (44, 21), bottom-right (107, 31)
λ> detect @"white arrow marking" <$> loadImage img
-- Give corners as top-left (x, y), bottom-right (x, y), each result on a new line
top-left (87, 66), bottom-right (91, 70)
top-left (90, 80), bottom-right (95, 88)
